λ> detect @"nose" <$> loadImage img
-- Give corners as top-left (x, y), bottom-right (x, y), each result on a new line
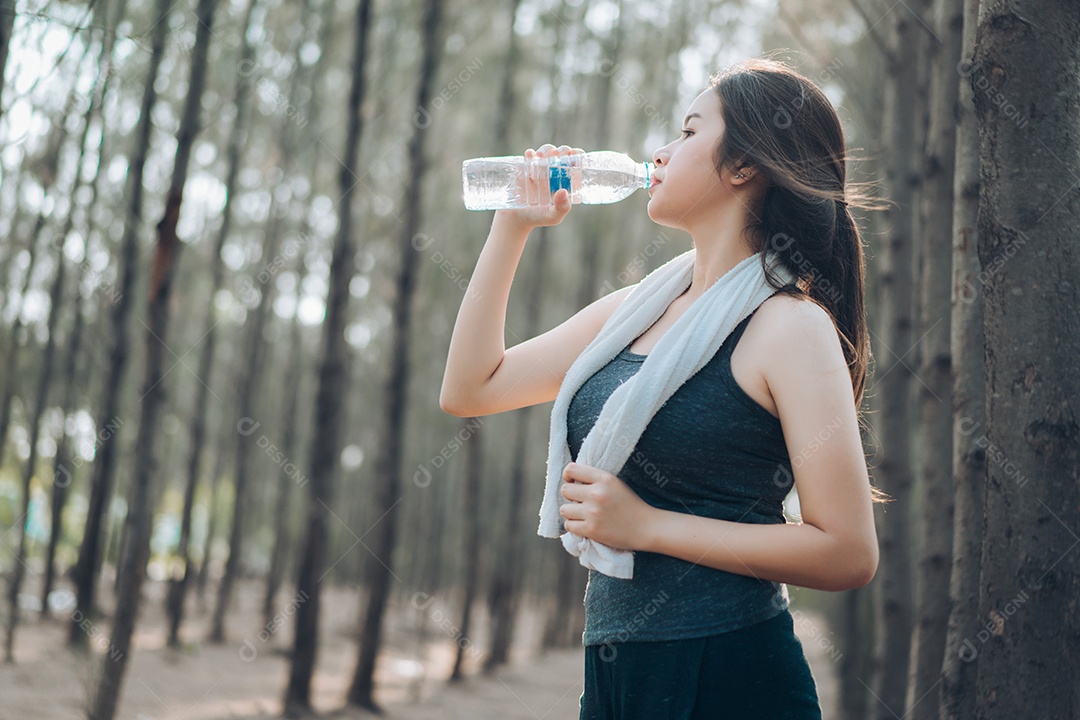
top-left (652, 144), bottom-right (670, 167)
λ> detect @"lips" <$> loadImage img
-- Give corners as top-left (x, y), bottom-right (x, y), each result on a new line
top-left (650, 175), bottom-right (663, 189)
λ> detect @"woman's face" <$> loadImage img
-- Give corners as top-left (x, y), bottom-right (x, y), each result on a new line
top-left (647, 89), bottom-right (742, 230)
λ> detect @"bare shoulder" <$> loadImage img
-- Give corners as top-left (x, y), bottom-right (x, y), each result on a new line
top-left (750, 293), bottom-right (839, 346)
top-left (745, 292), bottom-right (849, 389)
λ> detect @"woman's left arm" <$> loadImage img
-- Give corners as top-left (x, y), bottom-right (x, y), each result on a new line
top-left (559, 299), bottom-right (879, 592)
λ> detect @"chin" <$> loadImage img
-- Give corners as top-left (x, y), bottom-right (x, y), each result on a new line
top-left (646, 199), bottom-right (682, 230)
top-left (646, 197), bottom-right (665, 223)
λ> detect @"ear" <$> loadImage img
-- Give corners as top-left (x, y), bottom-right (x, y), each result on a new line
top-left (729, 161), bottom-right (758, 185)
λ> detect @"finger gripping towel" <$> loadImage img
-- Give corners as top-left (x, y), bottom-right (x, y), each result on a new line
top-left (537, 248), bottom-right (795, 579)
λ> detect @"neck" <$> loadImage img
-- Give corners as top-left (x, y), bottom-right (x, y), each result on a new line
top-left (682, 203), bottom-right (760, 300)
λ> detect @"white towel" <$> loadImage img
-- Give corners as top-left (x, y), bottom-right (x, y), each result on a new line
top-left (537, 247), bottom-right (794, 579)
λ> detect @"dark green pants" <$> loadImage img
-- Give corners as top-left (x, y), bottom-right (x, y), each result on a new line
top-left (580, 610), bottom-right (821, 720)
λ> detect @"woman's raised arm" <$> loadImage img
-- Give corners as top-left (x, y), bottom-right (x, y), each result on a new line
top-left (439, 206), bottom-right (633, 417)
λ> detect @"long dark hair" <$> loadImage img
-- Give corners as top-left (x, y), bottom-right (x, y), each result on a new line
top-left (709, 57), bottom-right (890, 502)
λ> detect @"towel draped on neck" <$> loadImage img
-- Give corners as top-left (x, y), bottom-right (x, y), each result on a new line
top-left (538, 247), bottom-right (795, 579)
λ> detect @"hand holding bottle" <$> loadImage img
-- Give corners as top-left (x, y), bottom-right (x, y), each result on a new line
top-left (494, 144), bottom-right (583, 231)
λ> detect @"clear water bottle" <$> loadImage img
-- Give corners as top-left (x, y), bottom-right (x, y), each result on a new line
top-left (462, 150), bottom-right (654, 211)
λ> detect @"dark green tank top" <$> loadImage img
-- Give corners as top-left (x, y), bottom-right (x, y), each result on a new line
top-left (567, 306), bottom-right (792, 646)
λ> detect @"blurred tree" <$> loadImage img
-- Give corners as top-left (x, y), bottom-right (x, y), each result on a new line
top-left (347, 0), bottom-right (445, 708)
top-left (939, 0), bottom-right (985, 717)
top-left (868, 0), bottom-right (925, 714)
top-left (4, 183), bottom-right (65, 661)
top-left (284, 0), bottom-right (372, 710)
top-left (90, 0), bottom-right (218, 713)
top-left (907, 0), bottom-right (961, 716)
top-left (261, 0), bottom-right (334, 632)
top-left (450, 416), bottom-right (484, 681)
top-left (68, 0), bottom-right (165, 649)
top-left (2, 18), bottom-right (99, 649)
top-left (39, 0), bottom-right (123, 622)
top-left (168, 0), bottom-right (258, 649)
top-left (481, 0), bottom-right (527, 675)
top-left (210, 0), bottom-right (308, 645)
top-left (0, 0), bottom-right (14, 126)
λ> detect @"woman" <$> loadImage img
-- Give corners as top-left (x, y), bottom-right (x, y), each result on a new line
top-left (441, 57), bottom-right (885, 719)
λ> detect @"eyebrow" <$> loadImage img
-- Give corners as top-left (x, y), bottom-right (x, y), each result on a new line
top-left (682, 112), bottom-right (702, 124)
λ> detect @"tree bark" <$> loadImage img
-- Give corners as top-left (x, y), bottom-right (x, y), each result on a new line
top-left (196, 442), bottom-right (230, 607)
top-left (480, 0), bottom-right (526, 675)
top-left (283, 0), bottom-right (373, 711)
top-left (0, 176), bottom-right (58, 474)
top-left (868, 0), bottom-right (924, 714)
top-left (971, 0), bottom-right (1080, 716)
top-left (40, 0), bottom-right (122, 620)
top-left (4, 218), bottom-right (65, 661)
top-left (829, 585), bottom-right (874, 720)
top-left (42, 268), bottom-right (86, 618)
top-left (450, 418), bottom-right (484, 681)
top-left (88, 0), bottom-right (216, 714)
top-left (939, 1), bottom-right (985, 717)
top-left (0, 24), bottom-right (100, 580)
top-left (906, 0), bottom-right (961, 716)
top-left (0, 0), bottom-right (15, 126)
top-left (484, 229), bottom-right (548, 672)
top-left (168, 0), bottom-right (258, 649)
top-left (262, 0), bottom-right (343, 626)
top-left (68, 0), bottom-right (162, 649)
top-left (345, 0), bottom-right (444, 709)
top-left (262, 294), bottom-right (305, 628)
top-left (209, 0), bottom-right (304, 644)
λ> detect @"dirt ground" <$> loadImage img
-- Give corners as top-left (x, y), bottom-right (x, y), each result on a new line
top-left (0, 578), bottom-right (839, 719)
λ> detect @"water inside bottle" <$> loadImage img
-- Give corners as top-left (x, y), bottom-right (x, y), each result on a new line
top-left (462, 152), bottom-right (652, 210)
top-left (462, 157), bottom-right (523, 211)
top-left (578, 157), bottom-right (647, 204)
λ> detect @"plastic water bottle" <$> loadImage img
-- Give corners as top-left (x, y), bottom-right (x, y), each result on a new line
top-left (462, 150), bottom-right (654, 210)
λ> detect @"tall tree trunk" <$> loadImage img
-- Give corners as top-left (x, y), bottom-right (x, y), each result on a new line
top-left (42, 269), bottom-right (86, 617)
top-left (579, 0), bottom-right (623, 308)
top-left (0, 12), bottom-right (92, 457)
top-left (40, 0), bottom-right (120, 617)
top-left (209, 0), bottom-right (306, 643)
top-left (0, 231), bottom-right (40, 506)
top-left (484, 237), bottom-right (549, 672)
top-left (4, 225), bottom-right (65, 661)
top-left (450, 417), bottom-right (484, 681)
top-left (283, 0), bottom-right (373, 712)
top-left (971, 0), bottom-right (1080, 717)
top-left (906, 0), bottom-right (961, 716)
top-left (0, 0), bottom-right (15, 126)
top-left (88, 0), bottom-right (215, 714)
top-left (346, 0), bottom-right (444, 708)
top-left (869, 0), bottom-right (923, 714)
top-left (196, 442), bottom-right (229, 607)
top-left (166, 0), bottom-right (258, 649)
top-left (829, 585), bottom-right (874, 720)
top-left (261, 0), bottom-right (328, 626)
top-left (0, 179), bottom-right (58, 472)
top-left (262, 301), bottom-right (304, 628)
top-left (0, 174), bottom-right (29, 309)
top-left (939, 0), bottom-right (985, 717)
top-left (479, 0), bottom-right (526, 674)
top-left (68, 0), bottom-right (163, 649)
top-left (262, 191), bottom-right (322, 631)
